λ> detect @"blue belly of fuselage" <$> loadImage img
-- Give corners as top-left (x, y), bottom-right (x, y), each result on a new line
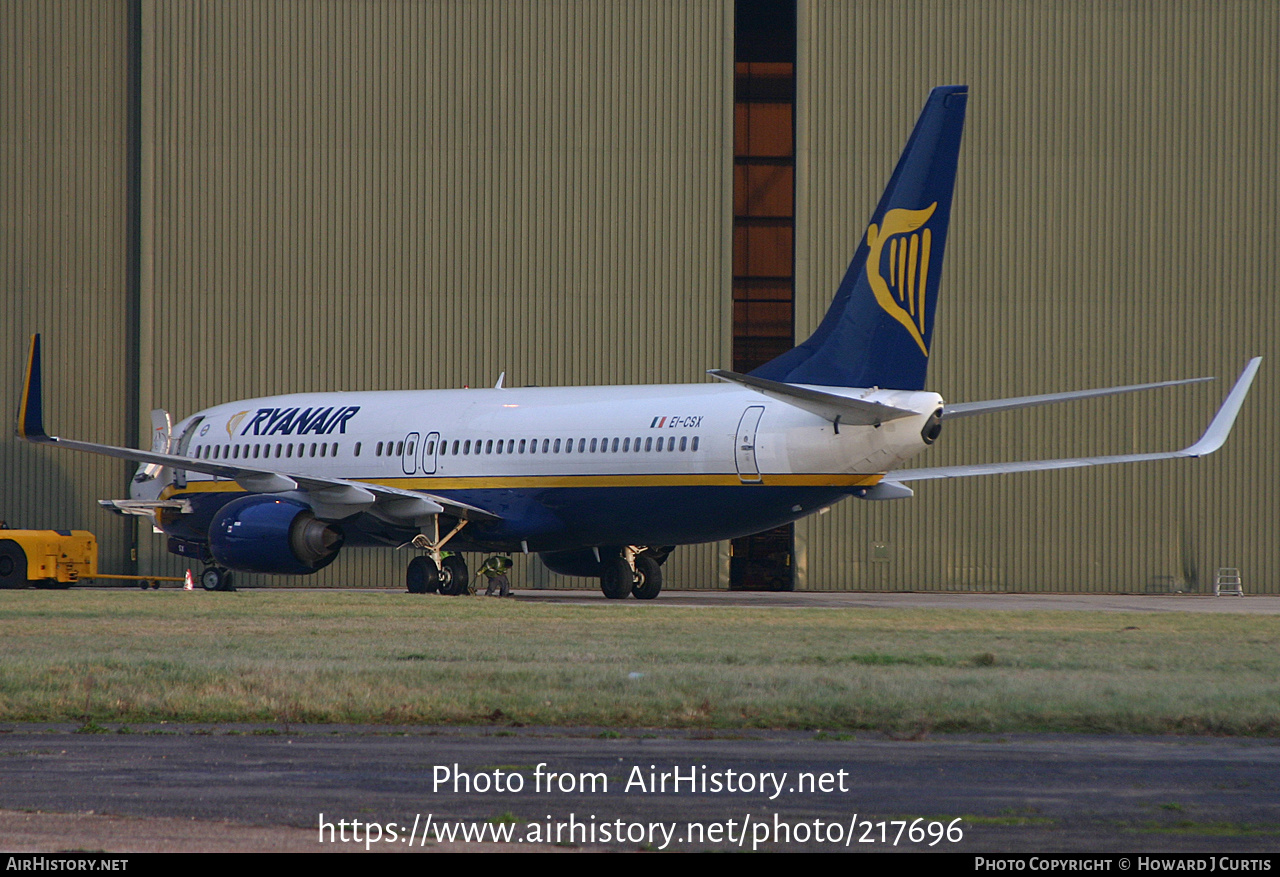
top-left (163, 483), bottom-right (853, 554)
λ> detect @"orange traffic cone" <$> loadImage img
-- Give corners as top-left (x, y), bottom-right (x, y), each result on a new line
top-left (183, 569), bottom-right (194, 590)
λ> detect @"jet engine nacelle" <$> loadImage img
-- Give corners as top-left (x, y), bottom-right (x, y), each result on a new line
top-left (209, 496), bottom-right (343, 575)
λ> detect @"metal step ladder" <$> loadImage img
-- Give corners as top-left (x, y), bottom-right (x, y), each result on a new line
top-left (1213, 567), bottom-right (1244, 597)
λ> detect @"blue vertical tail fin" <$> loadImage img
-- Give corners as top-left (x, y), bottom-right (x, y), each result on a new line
top-left (750, 85), bottom-right (967, 390)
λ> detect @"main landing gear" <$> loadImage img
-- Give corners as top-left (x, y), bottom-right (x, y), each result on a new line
top-left (406, 553), bottom-right (469, 595)
top-left (405, 517), bottom-right (470, 595)
top-left (600, 546), bottom-right (663, 600)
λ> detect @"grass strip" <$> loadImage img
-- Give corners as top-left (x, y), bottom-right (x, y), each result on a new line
top-left (1, 591), bottom-right (1277, 734)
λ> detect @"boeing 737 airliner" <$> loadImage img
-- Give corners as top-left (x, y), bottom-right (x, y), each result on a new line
top-left (13, 86), bottom-right (1261, 597)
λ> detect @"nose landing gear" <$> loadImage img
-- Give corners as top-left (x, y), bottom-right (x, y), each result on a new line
top-left (200, 566), bottom-right (234, 592)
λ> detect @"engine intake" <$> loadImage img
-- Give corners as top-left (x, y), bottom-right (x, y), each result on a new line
top-left (209, 496), bottom-right (343, 575)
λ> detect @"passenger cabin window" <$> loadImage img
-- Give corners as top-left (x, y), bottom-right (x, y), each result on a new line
top-left (355, 442), bottom-right (361, 456)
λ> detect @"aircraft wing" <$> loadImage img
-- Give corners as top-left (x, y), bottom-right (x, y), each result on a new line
top-left (16, 335), bottom-right (499, 525)
top-left (889, 357), bottom-right (1261, 482)
top-left (942, 376), bottom-right (1213, 418)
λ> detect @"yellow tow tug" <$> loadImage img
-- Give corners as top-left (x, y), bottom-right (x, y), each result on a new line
top-left (0, 527), bottom-right (181, 589)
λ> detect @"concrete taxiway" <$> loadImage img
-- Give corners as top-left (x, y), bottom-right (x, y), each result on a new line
top-left (1, 725), bottom-right (1278, 852)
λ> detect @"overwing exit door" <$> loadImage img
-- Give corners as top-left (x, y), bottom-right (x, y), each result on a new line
top-left (402, 432), bottom-right (420, 475)
top-left (421, 431), bottom-right (440, 475)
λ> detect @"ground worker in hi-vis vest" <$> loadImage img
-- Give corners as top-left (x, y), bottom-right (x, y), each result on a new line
top-left (480, 555), bottom-right (513, 597)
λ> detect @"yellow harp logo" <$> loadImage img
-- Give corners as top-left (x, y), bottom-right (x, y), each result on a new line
top-left (866, 202), bottom-right (937, 356)
top-left (227, 411), bottom-right (248, 437)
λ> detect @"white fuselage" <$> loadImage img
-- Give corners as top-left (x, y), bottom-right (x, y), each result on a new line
top-left (146, 382), bottom-right (943, 551)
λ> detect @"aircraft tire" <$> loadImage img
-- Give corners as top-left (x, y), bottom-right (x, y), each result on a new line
top-left (631, 554), bottom-right (662, 600)
top-left (600, 557), bottom-right (632, 600)
top-left (0, 541), bottom-right (29, 589)
top-left (440, 554), bottom-right (469, 596)
top-left (406, 556), bottom-right (440, 594)
top-left (200, 566), bottom-right (234, 592)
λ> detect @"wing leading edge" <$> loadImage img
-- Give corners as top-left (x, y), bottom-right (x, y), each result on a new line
top-left (15, 335), bottom-right (499, 525)
top-left (890, 357), bottom-right (1261, 482)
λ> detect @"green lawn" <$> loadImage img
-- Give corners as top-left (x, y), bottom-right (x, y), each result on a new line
top-left (1, 590), bottom-right (1277, 734)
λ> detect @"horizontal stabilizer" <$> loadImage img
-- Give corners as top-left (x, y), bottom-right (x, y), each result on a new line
top-left (708, 369), bottom-right (919, 427)
top-left (943, 376), bottom-right (1214, 419)
top-left (854, 481), bottom-right (915, 500)
top-left (895, 358), bottom-right (1260, 481)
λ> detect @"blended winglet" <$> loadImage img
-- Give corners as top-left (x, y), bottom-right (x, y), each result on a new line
top-left (891, 357), bottom-right (1261, 482)
top-left (17, 334), bottom-right (51, 442)
top-left (1184, 356), bottom-right (1261, 457)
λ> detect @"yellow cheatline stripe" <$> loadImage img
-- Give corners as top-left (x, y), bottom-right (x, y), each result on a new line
top-left (161, 472), bottom-right (885, 498)
top-left (161, 482), bottom-right (243, 498)
top-left (378, 473), bottom-right (886, 489)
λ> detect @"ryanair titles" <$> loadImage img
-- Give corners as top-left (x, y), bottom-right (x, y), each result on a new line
top-left (237, 405), bottom-right (360, 437)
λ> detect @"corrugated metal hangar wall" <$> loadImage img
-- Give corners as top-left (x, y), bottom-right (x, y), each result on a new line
top-left (2, 1), bottom-right (1276, 592)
